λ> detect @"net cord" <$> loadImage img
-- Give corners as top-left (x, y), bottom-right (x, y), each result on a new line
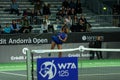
top-left (31, 48), bottom-right (80, 53)
top-left (31, 46), bottom-right (120, 54)
top-left (83, 47), bottom-right (120, 52)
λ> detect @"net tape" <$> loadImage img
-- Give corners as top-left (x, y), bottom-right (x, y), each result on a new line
top-left (23, 46), bottom-right (120, 54)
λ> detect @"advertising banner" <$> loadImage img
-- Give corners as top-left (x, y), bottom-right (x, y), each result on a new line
top-left (0, 42), bottom-right (120, 63)
top-left (0, 32), bottom-right (120, 45)
top-left (37, 57), bottom-right (78, 80)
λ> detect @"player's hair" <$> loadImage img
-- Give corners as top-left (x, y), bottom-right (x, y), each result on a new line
top-left (61, 25), bottom-right (69, 33)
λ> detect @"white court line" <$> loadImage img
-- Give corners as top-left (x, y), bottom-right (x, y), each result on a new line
top-left (79, 73), bottom-right (120, 76)
top-left (0, 71), bottom-right (37, 78)
top-left (0, 71), bottom-right (120, 78)
top-left (0, 71), bottom-right (27, 77)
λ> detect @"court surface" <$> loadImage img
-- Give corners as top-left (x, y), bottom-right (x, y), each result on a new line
top-left (0, 59), bottom-right (120, 80)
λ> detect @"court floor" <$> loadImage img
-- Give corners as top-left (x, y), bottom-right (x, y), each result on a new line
top-left (0, 59), bottom-right (120, 80)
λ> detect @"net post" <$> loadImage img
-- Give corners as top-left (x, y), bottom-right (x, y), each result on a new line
top-left (79, 46), bottom-right (85, 68)
top-left (26, 48), bottom-right (32, 80)
top-left (31, 52), bottom-right (34, 80)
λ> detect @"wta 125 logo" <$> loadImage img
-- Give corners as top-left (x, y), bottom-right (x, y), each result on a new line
top-left (37, 57), bottom-right (78, 80)
top-left (39, 60), bottom-right (57, 79)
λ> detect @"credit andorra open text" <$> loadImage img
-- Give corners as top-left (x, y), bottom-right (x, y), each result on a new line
top-left (8, 38), bottom-right (48, 44)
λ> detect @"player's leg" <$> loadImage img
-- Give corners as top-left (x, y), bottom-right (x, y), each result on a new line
top-left (90, 51), bottom-right (95, 60)
top-left (99, 51), bottom-right (103, 59)
top-left (96, 51), bottom-right (100, 59)
top-left (57, 44), bottom-right (62, 57)
top-left (48, 41), bottom-right (56, 57)
top-left (51, 41), bottom-right (56, 49)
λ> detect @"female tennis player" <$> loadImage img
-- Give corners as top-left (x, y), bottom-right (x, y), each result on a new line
top-left (49, 25), bottom-right (69, 57)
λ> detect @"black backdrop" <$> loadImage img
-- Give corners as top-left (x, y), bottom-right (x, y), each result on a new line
top-left (0, 32), bottom-right (120, 45)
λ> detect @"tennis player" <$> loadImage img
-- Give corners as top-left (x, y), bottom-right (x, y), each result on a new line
top-left (49, 25), bottom-right (69, 57)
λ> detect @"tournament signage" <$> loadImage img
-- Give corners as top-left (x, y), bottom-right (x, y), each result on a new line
top-left (37, 57), bottom-right (78, 80)
top-left (0, 32), bottom-right (120, 45)
top-left (0, 33), bottom-right (52, 45)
